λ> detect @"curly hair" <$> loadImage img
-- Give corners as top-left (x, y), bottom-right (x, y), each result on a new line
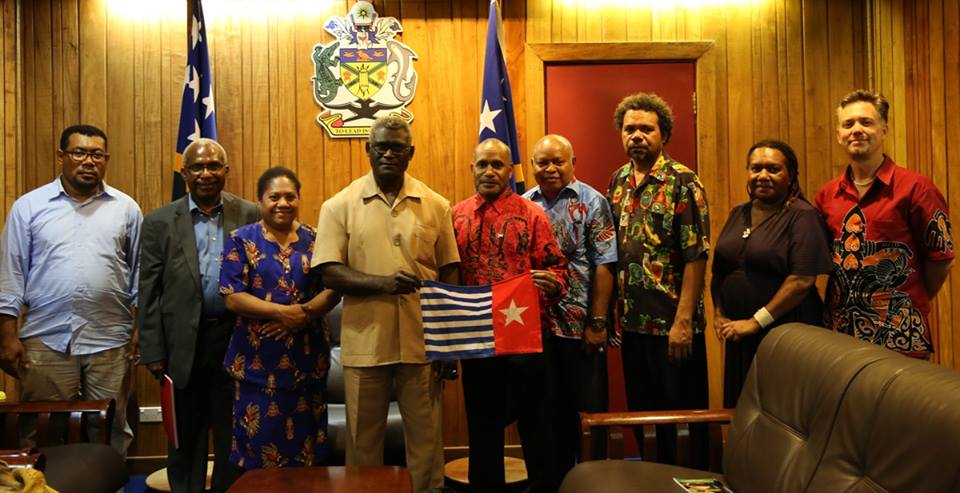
top-left (613, 93), bottom-right (674, 144)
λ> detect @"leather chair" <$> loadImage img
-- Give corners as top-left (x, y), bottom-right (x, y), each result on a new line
top-left (0, 398), bottom-right (129, 493)
top-left (325, 301), bottom-right (407, 465)
top-left (561, 324), bottom-right (960, 492)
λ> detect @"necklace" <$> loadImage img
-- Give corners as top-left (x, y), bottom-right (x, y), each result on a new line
top-left (852, 176), bottom-right (875, 187)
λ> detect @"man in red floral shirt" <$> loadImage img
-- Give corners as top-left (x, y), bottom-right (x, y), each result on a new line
top-left (815, 89), bottom-right (954, 358)
top-left (452, 138), bottom-right (568, 493)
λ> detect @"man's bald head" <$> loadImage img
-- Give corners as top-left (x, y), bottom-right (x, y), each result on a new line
top-left (183, 138), bottom-right (228, 165)
top-left (531, 134), bottom-right (576, 199)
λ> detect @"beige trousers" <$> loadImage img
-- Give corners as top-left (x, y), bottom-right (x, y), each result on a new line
top-left (343, 363), bottom-right (444, 493)
top-left (19, 337), bottom-right (133, 455)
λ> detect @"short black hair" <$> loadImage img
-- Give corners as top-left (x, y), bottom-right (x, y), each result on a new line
top-left (613, 93), bottom-right (674, 144)
top-left (60, 124), bottom-right (108, 151)
top-left (837, 89), bottom-right (890, 123)
top-left (256, 166), bottom-right (301, 199)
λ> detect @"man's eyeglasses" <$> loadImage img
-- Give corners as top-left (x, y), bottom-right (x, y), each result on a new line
top-left (65, 149), bottom-right (109, 163)
top-left (185, 162), bottom-right (226, 174)
top-left (371, 143), bottom-right (411, 155)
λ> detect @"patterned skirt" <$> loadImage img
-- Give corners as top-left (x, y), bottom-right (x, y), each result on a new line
top-left (230, 379), bottom-right (329, 469)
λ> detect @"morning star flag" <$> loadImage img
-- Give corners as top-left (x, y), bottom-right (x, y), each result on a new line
top-left (173, 0), bottom-right (217, 200)
top-left (478, 0), bottom-right (525, 193)
top-left (421, 273), bottom-right (542, 361)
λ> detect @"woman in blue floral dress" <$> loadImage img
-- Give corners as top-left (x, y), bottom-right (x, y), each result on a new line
top-left (219, 167), bottom-right (339, 469)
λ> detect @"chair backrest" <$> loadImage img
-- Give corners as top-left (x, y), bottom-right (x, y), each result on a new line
top-left (723, 324), bottom-right (893, 493)
top-left (805, 354), bottom-right (960, 491)
top-left (0, 399), bottom-right (115, 448)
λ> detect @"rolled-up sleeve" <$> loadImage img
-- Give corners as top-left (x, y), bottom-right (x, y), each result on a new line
top-left (0, 202), bottom-right (30, 317)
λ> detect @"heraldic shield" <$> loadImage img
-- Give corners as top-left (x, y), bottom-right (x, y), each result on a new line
top-left (312, 1), bottom-right (418, 138)
top-left (339, 48), bottom-right (388, 100)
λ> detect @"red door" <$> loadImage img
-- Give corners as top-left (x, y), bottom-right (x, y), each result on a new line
top-left (545, 61), bottom-right (697, 458)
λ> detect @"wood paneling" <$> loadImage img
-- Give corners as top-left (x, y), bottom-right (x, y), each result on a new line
top-left (2, 0), bottom-right (956, 459)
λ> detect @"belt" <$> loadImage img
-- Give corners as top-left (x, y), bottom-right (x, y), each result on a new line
top-left (202, 316), bottom-right (230, 325)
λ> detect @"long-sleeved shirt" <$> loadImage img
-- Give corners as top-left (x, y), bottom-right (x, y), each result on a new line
top-left (0, 177), bottom-right (142, 355)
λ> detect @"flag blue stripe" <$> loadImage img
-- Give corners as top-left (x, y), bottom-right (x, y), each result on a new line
top-left (425, 337), bottom-right (494, 346)
top-left (424, 326), bottom-right (492, 335)
top-left (427, 348), bottom-right (496, 361)
top-left (422, 303), bottom-right (491, 312)
top-left (421, 280), bottom-right (490, 294)
top-left (423, 314), bottom-right (492, 323)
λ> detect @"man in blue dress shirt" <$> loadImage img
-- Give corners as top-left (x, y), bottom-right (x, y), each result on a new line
top-left (0, 124), bottom-right (142, 454)
top-left (523, 134), bottom-right (618, 482)
top-left (139, 138), bottom-right (258, 493)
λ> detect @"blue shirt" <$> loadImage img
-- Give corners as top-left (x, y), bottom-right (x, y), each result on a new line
top-left (524, 179), bottom-right (618, 338)
top-left (0, 178), bottom-right (142, 355)
top-left (187, 195), bottom-right (226, 318)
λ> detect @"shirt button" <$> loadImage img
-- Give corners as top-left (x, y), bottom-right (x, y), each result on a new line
top-left (393, 235), bottom-right (401, 246)
top-left (391, 211), bottom-right (399, 218)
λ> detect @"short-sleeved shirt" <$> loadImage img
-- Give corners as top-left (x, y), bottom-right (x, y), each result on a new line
top-left (524, 180), bottom-right (618, 338)
top-left (815, 155), bottom-right (954, 357)
top-left (452, 191), bottom-right (568, 320)
top-left (605, 154), bottom-right (710, 336)
top-left (220, 223), bottom-right (328, 390)
top-left (312, 172), bottom-right (460, 367)
top-left (711, 199), bottom-right (833, 323)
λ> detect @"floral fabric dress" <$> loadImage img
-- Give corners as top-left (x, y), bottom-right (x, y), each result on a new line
top-left (219, 222), bottom-right (329, 469)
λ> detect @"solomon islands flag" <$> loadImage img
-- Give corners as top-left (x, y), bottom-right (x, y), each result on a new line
top-left (421, 273), bottom-right (542, 361)
top-left (173, 0), bottom-right (217, 200)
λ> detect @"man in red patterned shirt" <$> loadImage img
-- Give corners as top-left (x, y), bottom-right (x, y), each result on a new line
top-left (452, 138), bottom-right (568, 493)
top-left (815, 89), bottom-right (954, 358)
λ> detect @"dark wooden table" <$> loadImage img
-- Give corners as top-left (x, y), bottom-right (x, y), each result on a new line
top-left (227, 466), bottom-right (412, 493)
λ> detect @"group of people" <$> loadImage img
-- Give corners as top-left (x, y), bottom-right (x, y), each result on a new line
top-left (0, 87), bottom-right (953, 493)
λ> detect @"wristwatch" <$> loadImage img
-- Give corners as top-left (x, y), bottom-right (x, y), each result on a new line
top-left (588, 316), bottom-right (608, 330)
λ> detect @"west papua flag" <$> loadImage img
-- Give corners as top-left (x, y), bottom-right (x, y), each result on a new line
top-left (421, 273), bottom-right (542, 361)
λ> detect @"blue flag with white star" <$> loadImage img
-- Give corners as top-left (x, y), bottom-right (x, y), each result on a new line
top-left (479, 0), bottom-right (524, 193)
top-left (173, 0), bottom-right (217, 200)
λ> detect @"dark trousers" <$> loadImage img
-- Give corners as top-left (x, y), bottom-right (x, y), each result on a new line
top-left (167, 320), bottom-right (241, 493)
top-left (621, 331), bottom-right (709, 469)
top-left (550, 336), bottom-right (608, 481)
top-left (461, 351), bottom-right (555, 493)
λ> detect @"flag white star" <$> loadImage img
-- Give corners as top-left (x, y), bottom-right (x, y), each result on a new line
top-left (188, 66), bottom-right (200, 102)
top-left (478, 99), bottom-right (502, 136)
top-left (187, 120), bottom-right (200, 143)
top-left (191, 15), bottom-right (201, 50)
top-left (499, 299), bottom-right (528, 327)
top-left (202, 85), bottom-right (215, 119)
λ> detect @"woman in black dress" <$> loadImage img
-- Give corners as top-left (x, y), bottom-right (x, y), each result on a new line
top-left (711, 139), bottom-right (833, 407)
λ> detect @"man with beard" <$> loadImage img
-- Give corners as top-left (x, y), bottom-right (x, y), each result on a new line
top-left (0, 124), bottom-right (142, 454)
top-left (453, 138), bottom-right (568, 493)
top-left (605, 93), bottom-right (711, 468)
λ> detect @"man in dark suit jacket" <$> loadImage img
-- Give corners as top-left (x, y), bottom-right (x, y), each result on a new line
top-left (139, 138), bottom-right (259, 493)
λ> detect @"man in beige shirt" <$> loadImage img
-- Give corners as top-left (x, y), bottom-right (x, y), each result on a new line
top-left (312, 116), bottom-right (460, 493)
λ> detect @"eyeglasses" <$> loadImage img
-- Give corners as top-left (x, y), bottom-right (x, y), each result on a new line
top-left (184, 162), bottom-right (226, 174)
top-left (371, 143), bottom-right (411, 155)
top-left (65, 149), bottom-right (109, 163)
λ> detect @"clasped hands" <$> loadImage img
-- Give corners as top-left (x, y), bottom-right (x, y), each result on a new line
top-left (713, 315), bottom-right (761, 342)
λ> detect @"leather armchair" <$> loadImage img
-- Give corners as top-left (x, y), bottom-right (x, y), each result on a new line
top-left (561, 324), bottom-right (960, 492)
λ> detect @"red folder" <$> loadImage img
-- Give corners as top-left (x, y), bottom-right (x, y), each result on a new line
top-left (160, 374), bottom-right (179, 449)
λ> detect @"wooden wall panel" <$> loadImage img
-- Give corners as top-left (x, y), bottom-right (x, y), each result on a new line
top-left (3, 0), bottom-right (957, 459)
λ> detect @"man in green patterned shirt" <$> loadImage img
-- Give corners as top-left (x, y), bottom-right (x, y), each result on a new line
top-left (605, 92), bottom-right (710, 468)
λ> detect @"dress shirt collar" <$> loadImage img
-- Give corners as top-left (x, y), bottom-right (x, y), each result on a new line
top-left (471, 189), bottom-right (515, 213)
top-left (49, 175), bottom-right (114, 203)
top-left (187, 193), bottom-right (224, 216)
top-left (360, 171), bottom-right (423, 202)
top-left (528, 179), bottom-right (580, 205)
top-left (629, 154), bottom-right (670, 188)
top-left (838, 154), bottom-right (896, 195)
